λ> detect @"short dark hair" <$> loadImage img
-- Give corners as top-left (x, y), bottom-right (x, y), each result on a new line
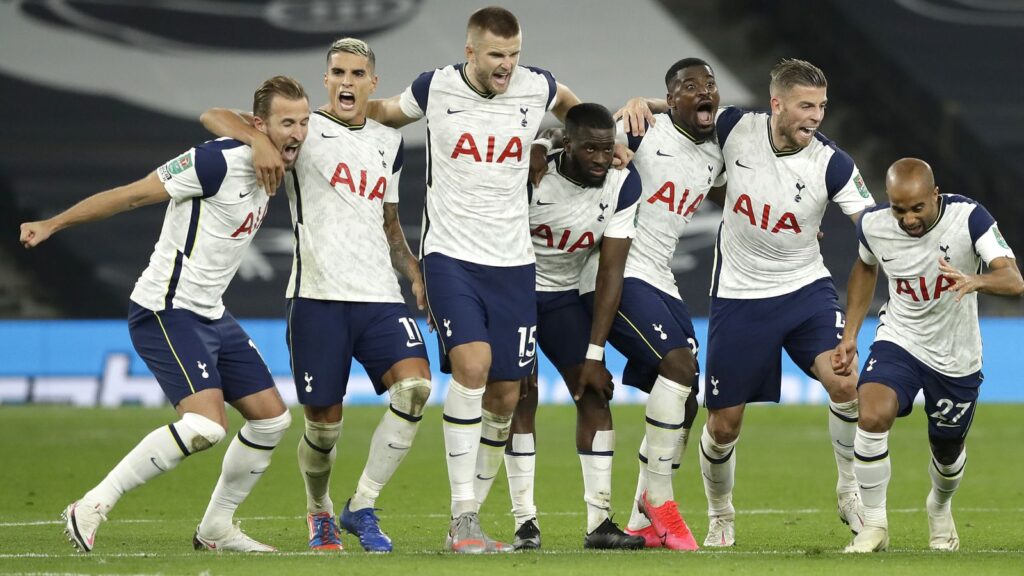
top-left (565, 103), bottom-right (615, 139)
top-left (467, 6), bottom-right (520, 38)
top-left (252, 76), bottom-right (308, 120)
top-left (665, 58), bottom-right (711, 89)
top-left (770, 58), bottom-right (827, 95)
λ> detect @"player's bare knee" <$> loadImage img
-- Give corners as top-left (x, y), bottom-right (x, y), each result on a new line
top-left (659, 348), bottom-right (697, 386)
top-left (389, 377), bottom-right (432, 420)
top-left (823, 373), bottom-right (858, 403)
top-left (929, 437), bottom-right (964, 466)
top-left (857, 410), bottom-right (893, 434)
top-left (178, 412), bottom-right (227, 453)
top-left (706, 413), bottom-right (740, 444)
top-left (682, 392), bottom-right (699, 429)
top-left (452, 359), bottom-right (490, 388)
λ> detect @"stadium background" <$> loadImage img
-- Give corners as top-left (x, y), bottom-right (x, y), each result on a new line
top-left (2, 0), bottom-right (1022, 406)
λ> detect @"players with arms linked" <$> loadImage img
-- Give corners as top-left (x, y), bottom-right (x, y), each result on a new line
top-left (620, 58), bottom-right (874, 546)
top-left (200, 38), bottom-right (430, 553)
top-left (21, 76), bottom-right (309, 553)
top-left (363, 6), bottom-right (629, 552)
top-left (834, 158), bottom-right (1023, 552)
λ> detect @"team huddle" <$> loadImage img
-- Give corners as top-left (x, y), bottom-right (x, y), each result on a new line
top-left (19, 6), bottom-right (1023, 556)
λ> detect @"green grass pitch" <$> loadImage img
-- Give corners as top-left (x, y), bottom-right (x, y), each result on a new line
top-left (2, 403), bottom-right (1022, 574)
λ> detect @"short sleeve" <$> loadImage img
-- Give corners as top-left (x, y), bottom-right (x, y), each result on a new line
top-left (398, 70), bottom-right (433, 120)
top-left (829, 157), bottom-right (875, 216)
top-left (156, 144), bottom-right (229, 201)
top-left (970, 204), bottom-right (1015, 264)
top-left (856, 216), bottom-right (878, 265)
top-left (605, 168), bottom-right (642, 239)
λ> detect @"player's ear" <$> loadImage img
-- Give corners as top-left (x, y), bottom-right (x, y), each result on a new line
top-left (370, 74), bottom-right (379, 94)
top-left (252, 115), bottom-right (267, 134)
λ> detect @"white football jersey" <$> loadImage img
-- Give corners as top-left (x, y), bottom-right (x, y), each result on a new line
top-left (285, 111), bottom-right (405, 303)
top-left (531, 153), bottom-right (641, 292)
top-left (399, 63), bottom-right (558, 267)
top-left (614, 113), bottom-right (725, 299)
top-left (859, 194), bottom-right (1015, 376)
top-left (131, 139), bottom-right (268, 320)
top-left (711, 107), bottom-right (875, 299)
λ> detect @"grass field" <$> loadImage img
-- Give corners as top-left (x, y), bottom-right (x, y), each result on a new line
top-left (2, 403), bottom-right (1022, 575)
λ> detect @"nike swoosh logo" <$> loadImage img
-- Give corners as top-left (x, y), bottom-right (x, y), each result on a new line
top-left (702, 472), bottom-right (723, 484)
top-left (536, 201), bottom-right (556, 206)
top-left (150, 457), bottom-right (166, 472)
top-left (406, 341), bottom-right (424, 348)
top-left (860, 482), bottom-right (883, 490)
top-left (656, 149), bottom-right (673, 157)
top-left (881, 257), bottom-right (897, 262)
top-left (476, 474), bottom-right (496, 481)
top-left (447, 108), bottom-right (467, 115)
top-left (518, 358), bottom-right (535, 367)
top-left (935, 421), bottom-right (961, 428)
top-left (250, 468), bottom-right (267, 475)
top-left (239, 190), bottom-right (254, 199)
top-left (734, 159), bottom-right (754, 169)
top-left (305, 470), bottom-right (331, 479)
top-left (657, 456), bottom-right (673, 462)
top-left (322, 132), bottom-right (340, 138)
top-left (836, 441), bottom-right (854, 448)
top-left (448, 451), bottom-right (470, 458)
top-left (387, 443), bottom-right (410, 450)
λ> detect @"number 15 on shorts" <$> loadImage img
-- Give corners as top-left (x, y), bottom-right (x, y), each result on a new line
top-left (518, 325), bottom-right (537, 367)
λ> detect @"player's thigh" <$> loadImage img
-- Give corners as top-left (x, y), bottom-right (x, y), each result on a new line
top-left (704, 296), bottom-right (785, 408)
top-left (128, 302), bottom-right (224, 408)
top-left (286, 298), bottom-right (354, 408)
top-left (422, 253), bottom-right (490, 374)
top-left (921, 366), bottom-right (982, 443)
top-left (536, 290), bottom-right (590, 374)
top-left (479, 262), bottom-right (537, 382)
top-left (350, 302), bottom-right (430, 393)
top-left (783, 279), bottom-right (847, 379)
top-left (857, 341), bottom-right (923, 430)
top-left (214, 312), bottom-right (279, 405)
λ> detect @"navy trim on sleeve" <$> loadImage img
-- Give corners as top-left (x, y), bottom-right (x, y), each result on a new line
top-left (526, 66), bottom-right (557, 109)
top-left (193, 139), bottom-right (243, 198)
top-left (410, 70), bottom-right (434, 112)
top-left (963, 198), bottom-right (995, 244)
top-left (856, 212), bottom-right (874, 256)
top-left (626, 123), bottom-right (646, 153)
top-left (824, 147), bottom-right (855, 200)
top-left (715, 106), bottom-right (745, 148)
top-left (616, 164), bottom-right (642, 212)
top-left (393, 138), bottom-right (405, 174)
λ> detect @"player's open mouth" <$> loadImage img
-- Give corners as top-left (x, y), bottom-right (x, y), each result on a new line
top-left (696, 100), bottom-right (715, 128)
top-left (492, 70), bottom-right (510, 88)
top-left (338, 91), bottom-right (356, 110)
top-left (282, 144), bottom-right (300, 162)
top-left (798, 126), bottom-right (816, 137)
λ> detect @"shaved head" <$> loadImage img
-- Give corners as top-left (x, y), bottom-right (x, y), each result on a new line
top-left (885, 157), bottom-right (941, 237)
top-left (886, 157), bottom-right (935, 196)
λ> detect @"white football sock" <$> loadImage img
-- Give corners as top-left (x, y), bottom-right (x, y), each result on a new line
top-left (82, 412), bottom-right (225, 513)
top-left (580, 430), bottom-right (614, 533)
top-left (854, 428), bottom-right (890, 528)
top-left (928, 448), bottom-right (966, 511)
top-left (474, 409), bottom-right (511, 508)
top-left (829, 399), bottom-right (859, 495)
top-left (443, 379), bottom-right (484, 517)
top-left (350, 378), bottom-right (430, 512)
top-left (505, 433), bottom-right (537, 529)
top-left (644, 375), bottom-right (690, 506)
top-left (199, 411), bottom-right (291, 537)
top-left (298, 418), bottom-right (342, 515)
top-left (699, 424), bottom-right (737, 517)
top-left (628, 436), bottom-right (650, 531)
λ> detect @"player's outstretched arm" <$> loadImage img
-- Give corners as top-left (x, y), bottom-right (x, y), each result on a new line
top-left (366, 95), bottom-right (418, 129)
top-left (614, 97), bottom-right (667, 137)
top-left (576, 236), bottom-right (632, 403)
top-left (20, 172), bottom-right (170, 249)
top-left (383, 202), bottom-right (425, 310)
top-left (939, 256), bottom-right (1024, 301)
top-left (200, 108), bottom-right (282, 196)
top-left (549, 82), bottom-right (582, 123)
top-left (529, 127), bottom-right (563, 186)
top-left (832, 258), bottom-right (878, 375)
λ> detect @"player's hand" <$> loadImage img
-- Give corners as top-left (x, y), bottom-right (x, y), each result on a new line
top-left (529, 143), bottom-right (549, 186)
top-left (575, 359), bottom-right (614, 404)
top-left (614, 97), bottom-right (655, 137)
top-left (19, 221), bottom-right (55, 249)
top-left (411, 276), bottom-right (426, 311)
top-left (252, 135), bottom-right (284, 196)
top-left (831, 338), bottom-right (858, 376)
top-left (938, 258), bottom-right (978, 302)
top-left (611, 142), bottom-right (634, 169)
